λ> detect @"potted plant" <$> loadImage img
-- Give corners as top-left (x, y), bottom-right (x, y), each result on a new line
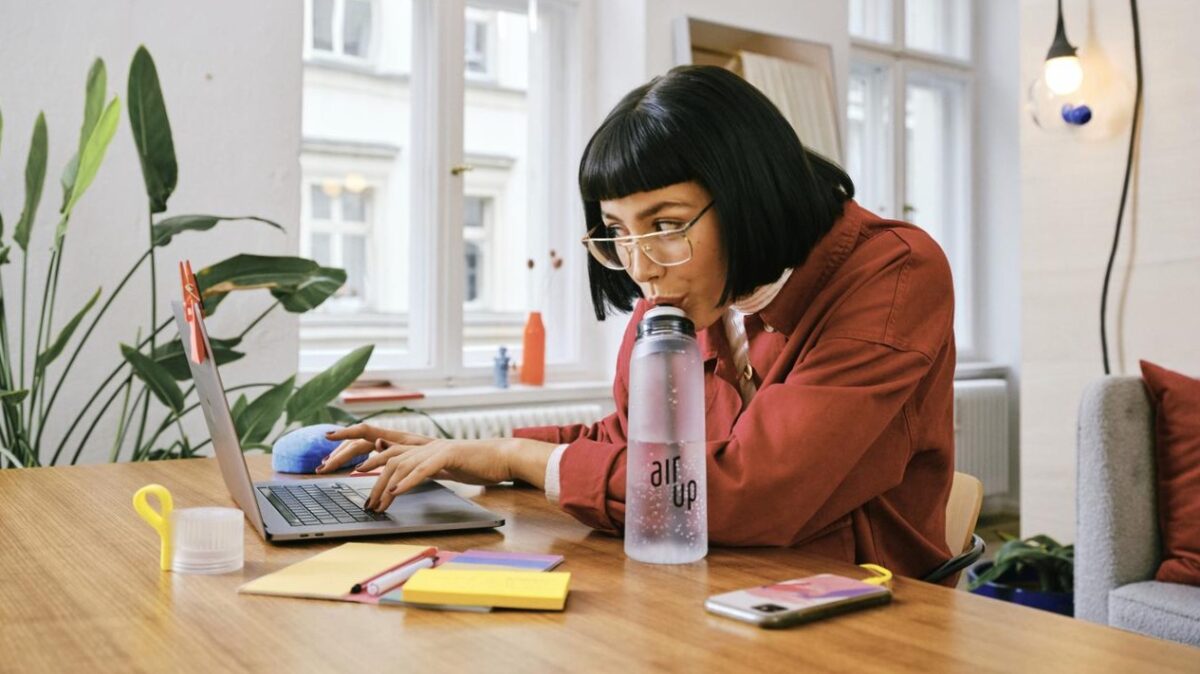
top-left (0, 47), bottom-right (438, 468)
top-left (967, 534), bottom-right (1074, 617)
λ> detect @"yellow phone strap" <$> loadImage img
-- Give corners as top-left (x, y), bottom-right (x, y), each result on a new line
top-left (858, 563), bottom-right (893, 586)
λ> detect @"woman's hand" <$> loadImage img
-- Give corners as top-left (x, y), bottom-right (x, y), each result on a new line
top-left (315, 424), bottom-right (436, 474)
top-left (360, 438), bottom-right (512, 511)
top-left (361, 437), bottom-right (561, 512)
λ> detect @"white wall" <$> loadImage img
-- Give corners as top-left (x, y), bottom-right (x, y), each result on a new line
top-left (594, 0), bottom-right (851, 376)
top-left (1020, 0), bottom-right (1200, 539)
top-left (0, 0), bottom-right (302, 464)
top-left (974, 0), bottom-right (1022, 512)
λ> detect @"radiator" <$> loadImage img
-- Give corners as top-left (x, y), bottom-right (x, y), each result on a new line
top-left (373, 403), bottom-right (605, 440)
top-left (953, 379), bottom-right (1010, 497)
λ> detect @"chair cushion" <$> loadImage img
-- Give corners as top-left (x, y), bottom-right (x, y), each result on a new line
top-left (1108, 581), bottom-right (1200, 647)
top-left (1140, 360), bottom-right (1200, 586)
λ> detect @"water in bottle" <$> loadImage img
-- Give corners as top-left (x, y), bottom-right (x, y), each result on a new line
top-left (625, 306), bottom-right (708, 564)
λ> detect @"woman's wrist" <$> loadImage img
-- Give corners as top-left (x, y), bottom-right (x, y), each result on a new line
top-left (501, 438), bottom-right (557, 489)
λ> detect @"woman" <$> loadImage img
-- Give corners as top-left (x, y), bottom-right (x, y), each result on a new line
top-left (318, 65), bottom-right (956, 580)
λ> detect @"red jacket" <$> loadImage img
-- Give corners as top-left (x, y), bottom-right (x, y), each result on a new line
top-left (515, 200), bottom-right (956, 580)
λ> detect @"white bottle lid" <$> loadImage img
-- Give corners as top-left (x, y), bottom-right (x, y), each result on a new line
top-left (171, 507), bottom-right (245, 574)
top-left (644, 305), bottom-right (687, 320)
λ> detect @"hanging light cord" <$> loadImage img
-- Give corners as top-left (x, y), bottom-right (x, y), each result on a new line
top-left (1099, 0), bottom-right (1143, 375)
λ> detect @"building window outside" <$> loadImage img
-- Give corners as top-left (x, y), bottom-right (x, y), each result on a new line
top-left (464, 11), bottom-right (495, 79)
top-left (310, 0), bottom-right (374, 60)
top-left (462, 195), bottom-right (491, 307)
top-left (305, 182), bottom-right (373, 309)
top-left (300, 0), bottom-right (588, 383)
top-left (848, 0), bottom-right (974, 354)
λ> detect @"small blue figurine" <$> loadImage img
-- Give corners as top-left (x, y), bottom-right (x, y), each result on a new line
top-left (494, 345), bottom-right (511, 388)
top-left (272, 424), bottom-right (369, 474)
top-left (1061, 102), bottom-right (1092, 126)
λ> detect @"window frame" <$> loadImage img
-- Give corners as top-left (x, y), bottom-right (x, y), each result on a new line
top-left (305, 0), bottom-right (379, 64)
top-left (299, 0), bottom-right (597, 387)
top-left (849, 0), bottom-right (977, 358)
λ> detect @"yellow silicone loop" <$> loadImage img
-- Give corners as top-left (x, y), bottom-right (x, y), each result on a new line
top-left (133, 484), bottom-right (174, 571)
top-left (858, 563), bottom-right (893, 586)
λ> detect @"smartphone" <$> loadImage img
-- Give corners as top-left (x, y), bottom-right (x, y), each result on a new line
top-left (705, 573), bottom-right (892, 628)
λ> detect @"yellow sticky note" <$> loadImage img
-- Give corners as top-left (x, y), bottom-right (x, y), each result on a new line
top-left (401, 569), bottom-right (571, 611)
top-left (239, 543), bottom-right (434, 600)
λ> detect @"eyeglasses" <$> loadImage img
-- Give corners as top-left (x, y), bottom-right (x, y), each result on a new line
top-left (581, 201), bottom-right (715, 271)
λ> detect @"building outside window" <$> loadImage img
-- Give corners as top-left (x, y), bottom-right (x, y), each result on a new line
top-left (300, 0), bottom-right (590, 385)
top-left (310, 0), bottom-right (374, 60)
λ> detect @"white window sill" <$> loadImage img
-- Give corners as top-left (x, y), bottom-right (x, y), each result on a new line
top-left (339, 379), bottom-right (612, 414)
top-left (337, 364), bottom-right (1005, 416)
top-left (955, 362), bottom-right (1009, 380)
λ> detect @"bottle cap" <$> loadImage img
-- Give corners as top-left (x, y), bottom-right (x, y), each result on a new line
top-left (638, 305), bottom-right (695, 339)
top-left (644, 305), bottom-right (687, 320)
top-left (171, 507), bottom-right (244, 574)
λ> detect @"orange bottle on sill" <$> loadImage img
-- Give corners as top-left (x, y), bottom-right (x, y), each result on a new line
top-left (519, 311), bottom-right (545, 386)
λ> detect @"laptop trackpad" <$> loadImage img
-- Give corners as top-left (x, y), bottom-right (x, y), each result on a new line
top-left (348, 479), bottom-right (495, 526)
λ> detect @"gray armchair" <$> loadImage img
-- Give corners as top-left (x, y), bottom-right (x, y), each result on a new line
top-left (1076, 375), bottom-right (1200, 646)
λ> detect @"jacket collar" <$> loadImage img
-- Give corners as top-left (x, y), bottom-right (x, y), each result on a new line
top-left (697, 199), bottom-right (865, 363)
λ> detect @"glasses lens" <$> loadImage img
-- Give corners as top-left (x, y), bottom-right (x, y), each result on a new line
top-left (585, 238), bottom-right (628, 270)
top-left (643, 232), bottom-right (692, 267)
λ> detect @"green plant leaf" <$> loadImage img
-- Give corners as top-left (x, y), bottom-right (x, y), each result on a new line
top-left (128, 46), bottom-right (177, 214)
top-left (0, 245), bottom-right (10, 266)
top-left (57, 97), bottom-right (120, 247)
top-left (1025, 534), bottom-right (1062, 551)
top-left (285, 345), bottom-right (373, 424)
top-left (237, 377), bottom-right (294, 445)
top-left (36, 287), bottom-right (101, 375)
top-left (230, 394), bottom-right (249, 425)
top-left (151, 336), bottom-right (244, 380)
top-left (290, 404), bottom-right (360, 428)
top-left (152, 214), bottom-right (285, 247)
top-left (196, 255), bottom-right (319, 315)
top-left (60, 59), bottom-right (107, 212)
top-left (272, 266), bottom-right (347, 312)
top-left (121, 343), bottom-right (185, 413)
top-left (14, 112), bottom-right (48, 251)
top-left (0, 388), bottom-right (29, 406)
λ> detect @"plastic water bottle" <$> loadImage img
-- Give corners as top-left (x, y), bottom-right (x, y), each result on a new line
top-left (625, 306), bottom-right (708, 564)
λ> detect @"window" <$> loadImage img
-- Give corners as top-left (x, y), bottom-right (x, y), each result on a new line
top-left (462, 195), bottom-right (491, 306)
top-left (309, 0), bottom-right (374, 60)
top-left (303, 182), bottom-right (374, 310)
top-left (849, 0), bottom-right (894, 44)
top-left (464, 11), bottom-right (494, 79)
top-left (905, 0), bottom-right (970, 60)
top-left (847, 0), bottom-right (974, 355)
top-left (300, 0), bottom-right (590, 385)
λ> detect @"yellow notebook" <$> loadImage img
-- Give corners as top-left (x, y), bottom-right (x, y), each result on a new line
top-left (239, 543), bottom-right (435, 601)
top-left (400, 569), bottom-right (571, 611)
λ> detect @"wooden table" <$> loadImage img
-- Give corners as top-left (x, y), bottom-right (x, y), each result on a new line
top-left (1, 457), bottom-right (1195, 673)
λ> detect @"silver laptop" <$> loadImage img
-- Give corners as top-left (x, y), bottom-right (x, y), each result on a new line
top-left (171, 301), bottom-right (504, 542)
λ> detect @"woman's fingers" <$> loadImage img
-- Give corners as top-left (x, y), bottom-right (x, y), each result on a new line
top-left (324, 423), bottom-right (380, 442)
top-left (316, 439), bottom-right (373, 473)
top-left (356, 440), bottom-right (409, 472)
top-left (378, 429), bottom-right (437, 447)
top-left (376, 457), bottom-right (444, 511)
top-left (367, 450), bottom-right (420, 510)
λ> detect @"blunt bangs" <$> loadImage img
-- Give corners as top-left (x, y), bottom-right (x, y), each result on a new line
top-left (578, 101), bottom-right (695, 204)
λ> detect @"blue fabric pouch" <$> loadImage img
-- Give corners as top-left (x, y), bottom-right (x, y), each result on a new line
top-left (271, 424), bottom-right (368, 474)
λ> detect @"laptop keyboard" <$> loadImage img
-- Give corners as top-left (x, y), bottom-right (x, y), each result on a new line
top-left (258, 483), bottom-right (389, 527)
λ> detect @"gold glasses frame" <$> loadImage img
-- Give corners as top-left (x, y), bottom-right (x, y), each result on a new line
top-left (580, 200), bottom-right (715, 271)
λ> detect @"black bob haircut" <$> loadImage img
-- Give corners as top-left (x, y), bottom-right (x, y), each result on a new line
top-left (578, 65), bottom-right (855, 321)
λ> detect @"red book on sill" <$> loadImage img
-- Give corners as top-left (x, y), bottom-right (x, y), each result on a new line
top-left (338, 386), bottom-right (425, 404)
